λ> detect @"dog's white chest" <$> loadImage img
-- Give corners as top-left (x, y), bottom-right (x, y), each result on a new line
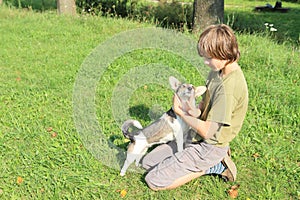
top-left (168, 116), bottom-right (187, 132)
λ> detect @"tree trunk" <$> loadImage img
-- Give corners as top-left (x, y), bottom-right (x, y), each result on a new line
top-left (57, 0), bottom-right (77, 15)
top-left (0, 0), bottom-right (3, 5)
top-left (192, 0), bottom-right (224, 33)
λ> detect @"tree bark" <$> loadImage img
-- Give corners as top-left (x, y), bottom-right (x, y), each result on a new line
top-left (192, 0), bottom-right (224, 33)
top-left (57, 0), bottom-right (77, 15)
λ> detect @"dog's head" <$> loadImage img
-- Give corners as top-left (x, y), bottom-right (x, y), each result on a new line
top-left (169, 76), bottom-right (206, 104)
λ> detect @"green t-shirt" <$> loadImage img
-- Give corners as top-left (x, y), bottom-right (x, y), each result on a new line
top-left (200, 69), bottom-right (248, 147)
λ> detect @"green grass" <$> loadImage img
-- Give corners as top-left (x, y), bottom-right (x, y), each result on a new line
top-left (0, 1), bottom-right (299, 199)
top-left (4, 0), bottom-right (300, 44)
top-left (224, 0), bottom-right (300, 44)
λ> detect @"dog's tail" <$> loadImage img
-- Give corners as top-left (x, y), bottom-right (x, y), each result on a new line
top-left (121, 119), bottom-right (143, 141)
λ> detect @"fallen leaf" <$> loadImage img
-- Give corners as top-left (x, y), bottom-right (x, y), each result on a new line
top-left (16, 77), bottom-right (21, 81)
top-left (47, 127), bottom-right (53, 132)
top-left (253, 153), bottom-right (260, 158)
top-left (120, 189), bottom-right (127, 198)
top-left (0, 189), bottom-right (3, 195)
top-left (17, 176), bottom-right (23, 185)
top-left (144, 85), bottom-right (148, 90)
top-left (228, 184), bottom-right (240, 198)
top-left (51, 132), bottom-right (57, 138)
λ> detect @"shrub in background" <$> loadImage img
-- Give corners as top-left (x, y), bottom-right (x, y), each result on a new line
top-left (76, 0), bottom-right (193, 30)
top-left (3, 0), bottom-right (56, 10)
top-left (150, 1), bottom-right (193, 30)
top-left (76, 0), bottom-right (132, 17)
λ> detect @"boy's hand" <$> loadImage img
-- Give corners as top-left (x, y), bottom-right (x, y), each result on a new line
top-left (186, 101), bottom-right (201, 118)
top-left (173, 94), bottom-right (184, 116)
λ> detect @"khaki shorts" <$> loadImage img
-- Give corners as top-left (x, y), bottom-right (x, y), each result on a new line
top-left (142, 141), bottom-right (229, 189)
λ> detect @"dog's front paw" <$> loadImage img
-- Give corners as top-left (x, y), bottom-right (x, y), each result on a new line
top-left (135, 162), bottom-right (141, 167)
top-left (188, 108), bottom-right (201, 118)
top-left (120, 171), bottom-right (126, 176)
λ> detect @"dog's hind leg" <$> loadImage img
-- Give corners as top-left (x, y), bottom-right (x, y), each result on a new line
top-left (135, 148), bottom-right (148, 167)
top-left (134, 154), bottom-right (144, 167)
top-left (120, 152), bottom-right (138, 176)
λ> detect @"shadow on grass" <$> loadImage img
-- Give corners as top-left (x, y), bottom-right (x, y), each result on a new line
top-left (5, 0), bottom-right (299, 44)
top-left (225, 7), bottom-right (300, 44)
top-left (129, 104), bottom-right (151, 122)
top-left (76, 0), bottom-right (300, 44)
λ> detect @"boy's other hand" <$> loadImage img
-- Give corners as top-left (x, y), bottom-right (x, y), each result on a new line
top-left (186, 101), bottom-right (201, 118)
top-left (173, 94), bottom-right (184, 116)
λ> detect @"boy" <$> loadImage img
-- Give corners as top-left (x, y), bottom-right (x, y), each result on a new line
top-left (142, 24), bottom-right (248, 190)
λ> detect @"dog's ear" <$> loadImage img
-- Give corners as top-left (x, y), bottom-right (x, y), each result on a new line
top-left (194, 86), bottom-right (206, 98)
top-left (169, 76), bottom-right (181, 91)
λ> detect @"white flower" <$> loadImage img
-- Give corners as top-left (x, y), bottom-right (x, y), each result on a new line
top-left (270, 27), bottom-right (277, 32)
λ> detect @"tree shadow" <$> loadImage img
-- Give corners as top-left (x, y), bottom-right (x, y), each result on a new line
top-left (7, 0), bottom-right (299, 43)
top-left (129, 104), bottom-right (151, 122)
top-left (76, 0), bottom-right (300, 44)
top-left (79, 0), bottom-right (299, 44)
top-left (224, 7), bottom-right (300, 44)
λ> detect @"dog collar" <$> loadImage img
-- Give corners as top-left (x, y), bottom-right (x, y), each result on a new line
top-left (166, 108), bottom-right (177, 119)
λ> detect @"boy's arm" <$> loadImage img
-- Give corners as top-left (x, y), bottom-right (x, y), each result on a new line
top-left (180, 115), bottom-right (220, 139)
top-left (173, 94), bottom-right (220, 139)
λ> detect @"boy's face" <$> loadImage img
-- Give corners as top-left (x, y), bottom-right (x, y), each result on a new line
top-left (203, 57), bottom-right (227, 71)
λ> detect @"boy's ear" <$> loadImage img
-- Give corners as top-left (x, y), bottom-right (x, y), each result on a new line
top-left (195, 86), bottom-right (207, 98)
top-left (169, 76), bottom-right (181, 91)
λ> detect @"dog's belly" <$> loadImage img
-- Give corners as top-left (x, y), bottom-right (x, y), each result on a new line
top-left (157, 132), bottom-right (176, 143)
top-left (142, 115), bottom-right (175, 144)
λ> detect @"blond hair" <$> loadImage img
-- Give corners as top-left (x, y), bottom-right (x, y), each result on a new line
top-left (197, 24), bottom-right (240, 66)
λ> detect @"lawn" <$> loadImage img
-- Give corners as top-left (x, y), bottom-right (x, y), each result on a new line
top-left (0, 1), bottom-right (299, 199)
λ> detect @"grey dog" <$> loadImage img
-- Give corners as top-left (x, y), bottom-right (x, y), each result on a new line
top-left (120, 76), bottom-right (206, 176)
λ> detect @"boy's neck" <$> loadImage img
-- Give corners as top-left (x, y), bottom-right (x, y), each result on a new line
top-left (220, 62), bottom-right (239, 78)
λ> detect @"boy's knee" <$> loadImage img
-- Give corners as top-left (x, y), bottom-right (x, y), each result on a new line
top-left (145, 171), bottom-right (158, 190)
top-left (141, 157), bottom-right (152, 171)
top-left (145, 171), bottom-right (170, 191)
top-left (145, 173), bottom-right (158, 190)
